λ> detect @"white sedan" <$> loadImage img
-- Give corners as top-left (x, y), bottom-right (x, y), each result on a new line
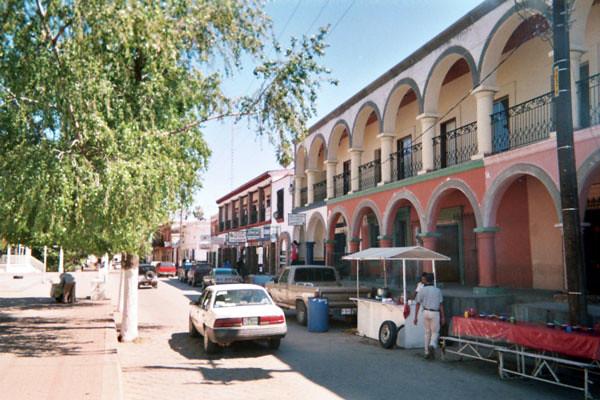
top-left (189, 284), bottom-right (287, 353)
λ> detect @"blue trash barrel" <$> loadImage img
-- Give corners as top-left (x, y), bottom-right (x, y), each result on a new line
top-left (307, 297), bottom-right (329, 332)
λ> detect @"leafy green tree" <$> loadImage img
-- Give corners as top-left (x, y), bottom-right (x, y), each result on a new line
top-left (0, 0), bottom-right (333, 340)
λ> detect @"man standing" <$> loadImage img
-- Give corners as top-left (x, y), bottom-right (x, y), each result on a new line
top-left (413, 273), bottom-right (445, 360)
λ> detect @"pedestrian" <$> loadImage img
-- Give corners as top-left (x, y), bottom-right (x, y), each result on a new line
top-left (290, 240), bottom-right (299, 265)
top-left (412, 272), bottom-right (428, 299)
top-left (413, 272), bottom-right (445, 360)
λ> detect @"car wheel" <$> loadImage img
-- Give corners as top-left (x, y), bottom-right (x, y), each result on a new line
top-left (137, 284), bottom-right (142, 289)
top-left (189, 317), bottom-right (199, 338)
top-left (378, 320), bottom-right (398, 349)
top-left (153, 283), bottom-right (158, 288)
top-left (203, 328), bottom-right (218, 354)
top-left (268, 338), bottom-right (281, 350)
top-left (296, 300), bottom-right (307, 326)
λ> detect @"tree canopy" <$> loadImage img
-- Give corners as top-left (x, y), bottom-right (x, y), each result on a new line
top-left (0, 0), bottom-right (333, 254)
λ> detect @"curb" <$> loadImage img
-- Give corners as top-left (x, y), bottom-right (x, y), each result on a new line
top-left (100, 302), bottom-right (124, 400)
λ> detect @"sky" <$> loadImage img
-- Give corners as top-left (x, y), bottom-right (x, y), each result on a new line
top-left (195, 0), bottom-right (483, 217)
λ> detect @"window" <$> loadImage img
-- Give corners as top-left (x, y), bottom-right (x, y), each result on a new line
top-left (276, 189), bottom-right (284, 219)
top-left (374, 148), bottom-right (381, 183)
top-left (213, 289), bottom-right (271, 308)
top-left (201, 291), bottom-right (212, 309)
top-left (294, 268), bottom-right (336, 282)
top-left (279, 268), bottom-right (290, 283)
top-left (492, 97), bottom-right (509, 153)
top-left (439, 118), bottom-right (456, 168)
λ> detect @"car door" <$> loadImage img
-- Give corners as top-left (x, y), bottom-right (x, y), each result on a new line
top-left (271, 268), bottom-right (289, 303)
top-left (191, 290), bottom-right (207, 325)
top-left (198, 290), bottom-right (213, 335)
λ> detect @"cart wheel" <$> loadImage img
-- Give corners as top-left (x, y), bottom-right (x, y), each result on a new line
top-left (379, 320), bottom-right (398, 349)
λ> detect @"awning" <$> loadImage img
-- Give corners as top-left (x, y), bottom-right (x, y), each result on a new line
top-left (342, 246), bottom-right (450, 261)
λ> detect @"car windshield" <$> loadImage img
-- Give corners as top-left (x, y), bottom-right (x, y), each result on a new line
top-left (213, 289), bottom-right (271, 308)
top-left (139, 265), bottom-right (155, 274)
top-left (215, 268), bottom-right (238, 276)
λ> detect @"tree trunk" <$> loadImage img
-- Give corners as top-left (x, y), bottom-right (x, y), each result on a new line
top-left (117, 264), bottom-right (125, 313)
top-left (120, 253), bottom-right (139, 342)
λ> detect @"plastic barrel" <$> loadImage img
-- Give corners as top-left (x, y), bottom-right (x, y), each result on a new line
top-left (307, 298), bottom-right (329, 332)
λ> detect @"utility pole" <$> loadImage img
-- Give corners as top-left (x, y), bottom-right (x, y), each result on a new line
top-left (552, 0), bottom-right (588, 325)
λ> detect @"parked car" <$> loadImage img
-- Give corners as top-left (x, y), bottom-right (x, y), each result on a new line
top-left (188, 284), bottom-right (287, 353)
top-left (138, 264), bottom-right (158, 289)
top-left (156, 261), bottom-right (176, 277)
top-left (189, 263), bottom-right (212, 287)
top-left (266, 265), bottom-right (370, 326)
top-left (203, 268), bottom-right (242, 287)
top-left (178, 261), bottom-right (193, 282)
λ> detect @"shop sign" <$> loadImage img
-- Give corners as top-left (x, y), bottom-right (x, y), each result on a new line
top-left (227, 231), bottom-right (247, 244)
top-left (288, 213), bottom-right (306, 226)
top-left (246, 227), bottom-right (262, 241)
top-left (262, 226), bottom-right (271, 240)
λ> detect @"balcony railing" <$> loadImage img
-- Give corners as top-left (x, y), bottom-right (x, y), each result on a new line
top-left (578, 72), bottom-right (600, 128)
top-left (232, 217), bottom-right (239, 229)
top-left (333, 171), bottom-right (350, 198)
top-left (433, 121), bottom-right (478, 170)
top-left (390, 143), bottom-right (422, 181)
top-left (241, 214), bottom-right (248, 226)
top-left (250, 209), bottom-right (257, 224)
top-left (359, 159), bottom-right (381, 191)
top-left (313, 180), bottom-right (327, 202)
top-left (300, 187), bottom-right (308, 206)
top-left (491, 92), bottom-right (554, 154)
top-left (219, 221), bottom-right (224, 232)
top-left (225, 220), bottom-right (231, 230)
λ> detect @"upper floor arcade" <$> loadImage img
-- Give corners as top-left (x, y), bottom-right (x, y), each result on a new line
top-left (293, 0), bottom-right (600, 209)
top-left (216, 169), bottom-right (292, 234)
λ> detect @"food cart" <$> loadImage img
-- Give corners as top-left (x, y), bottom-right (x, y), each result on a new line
top-left (343, 246), bottom-right (450, 349)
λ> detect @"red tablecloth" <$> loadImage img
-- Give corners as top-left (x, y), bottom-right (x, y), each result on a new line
top-left (452, 316), bottom-right (600, 361)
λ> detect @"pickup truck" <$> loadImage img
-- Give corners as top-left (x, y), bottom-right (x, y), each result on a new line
top-left (266, 265), bottom-right (370, 325)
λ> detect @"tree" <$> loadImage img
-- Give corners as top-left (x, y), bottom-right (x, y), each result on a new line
top-left (0, 0), bottom-right (334, 341)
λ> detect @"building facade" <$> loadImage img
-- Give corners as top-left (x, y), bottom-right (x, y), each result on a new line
top-left (214, 169), bottom-right (295, 274)
top-left (292, 0), bottom-right (600, 293)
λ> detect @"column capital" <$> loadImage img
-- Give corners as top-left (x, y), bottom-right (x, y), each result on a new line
top-left (377, 132), bottom-right (396, 139)
top-left (324, 159), bottom-right (338, 166)
top-left (416, 112), bottom-right (439, 122)
top-left (471, 85), bottom-right (498, 97)
top-left (473, 226), bottom-right (500, 234)
top-left (294, 174), bottom-right (305, 180)
top-left (304, 168), bottom-right (319, 175)
top-left (349, 148), bottom-right (363, 155)
top-left (570, 46), bottom-right (586, 58)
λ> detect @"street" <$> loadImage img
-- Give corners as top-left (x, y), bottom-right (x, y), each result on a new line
top-left (115, 277), bottom-right (575, 400)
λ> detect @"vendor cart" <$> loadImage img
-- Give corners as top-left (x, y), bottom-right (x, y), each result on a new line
top-left (343, 246), bottom-right (450, 349)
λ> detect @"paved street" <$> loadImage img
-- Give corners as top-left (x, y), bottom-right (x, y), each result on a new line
top-left (114, 277), bottom-right (576, 400)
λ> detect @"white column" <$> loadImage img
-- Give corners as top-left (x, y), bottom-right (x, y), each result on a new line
top-left (305, 169), bottom-right (317, 205)
top-left (294, 175), bottom-right (304, 208)
top-left (349, 149), bottom-right (363, 193)
top-left (325, 160), bottom-right (337, 200)
top-left (59, 247), bottom-right (64, 273)
top-left (570, 47), bottom-right (585, 129)
top-left (377, 132), bottom-right (395, 184)
top-left (417, 113), bottom-right (438, 173)
top-left (472, 86), bottom-right (498, 157)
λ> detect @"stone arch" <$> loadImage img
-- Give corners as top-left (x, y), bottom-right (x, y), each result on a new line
top-left (570, 0), bottom-right (595, 49)
top-left (307, 212), bottom-right (327, 241)
top-left (423, 46), bottom-right (479, 114)
top-left (327, 119), bottom-right (352, 161)
top-left (382, 78), bottom-right (424, 133)
top-left (425, 179), bottom-right (483, 232)
top-left (327, 206), bottom-right (351, 241)
top-left (350, 101), bottom-right (383, 149)
top-left (307, 134), bottom-right (327, 170)
top-left (382, 190), bottom-right (427, 236)
top-left (350, 200), bottom-right (383, 239)
top-left (278, 231), bottom-right (291, 267)
top-left (483, 163), bottom-right (561, 227)
top-left (478, 2), bottom-right (549, 87)
top-left (295, 145), bottom-right (307, 175)
top-left (578, 147), bottom-right (600, 215)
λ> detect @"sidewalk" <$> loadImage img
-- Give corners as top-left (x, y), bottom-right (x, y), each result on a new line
top-left (0, 272), bottom-right (122, 400)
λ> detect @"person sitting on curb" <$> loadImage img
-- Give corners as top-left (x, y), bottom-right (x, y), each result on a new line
top-left (54, 272), bottom-right (76, 303)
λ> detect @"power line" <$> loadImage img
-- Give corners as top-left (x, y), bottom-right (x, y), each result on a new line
top-left (278, 0), bottom-right (302, 40)
top-left (329, 0), bottom-right (355, 36)
top-left (305, 0), bottom-right (330, 35)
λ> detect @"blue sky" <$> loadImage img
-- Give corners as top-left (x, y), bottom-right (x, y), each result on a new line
top-left (196, 0), bottom-right (482, 217)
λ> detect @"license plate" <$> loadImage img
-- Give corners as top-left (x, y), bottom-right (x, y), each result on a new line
top-left (341, 308), bottom-right (354, 315)
top-left (243, 317), bottom-right (258, 325)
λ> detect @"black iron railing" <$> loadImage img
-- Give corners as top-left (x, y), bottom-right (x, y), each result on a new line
top-left (219, 222), bottom-right (224, 232)
top-left (313, 180), bottom-right (327, 202)
top-left (300, 187), bottom-right (308, 206)
top-left (333, 171), bottom-right (350, 198)
top-left (250, 209), bottom-right (257, 224)
top-left (433, 121), bottom-right (478, 170)
top-left (232, 217), bottom-right (239, 229)
top-left (390, 143), bottom-right (422, 181)
top-left (588, 197), bottom-right (600, 210)
top-left (578, 72), bottom-right (600, 128)
top-left (259, 207), bottom-right (265, 222)
top-left (491, 92), bottom-right (554, 154)
top-left (358, 159), bottom-right (381, 191)
top-left (241, 214), bottom-right (248, 226)
top-left (225, 220), bottom-right (231, 230)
